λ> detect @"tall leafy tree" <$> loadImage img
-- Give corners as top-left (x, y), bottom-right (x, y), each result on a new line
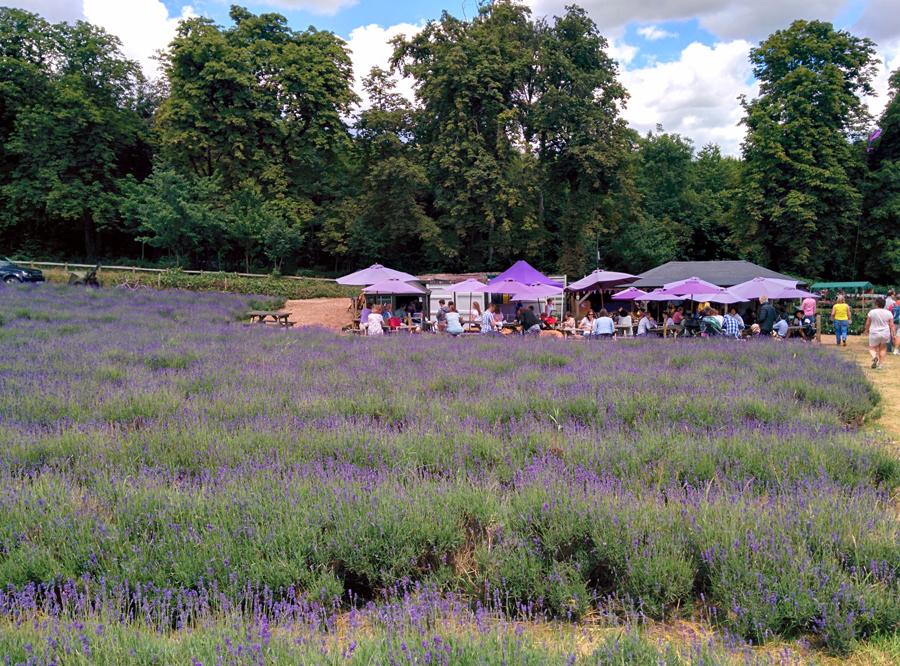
top-left (0, 9), bottom-right (149, 258)
top-left (860, 68), bottom-right (900, 283)
top-left (392, 0), bottom-right (536, 270)
top-left (321, 68), bottom-right (442, 272)
top-left (155, 5), bottom-right (356, 268)
top-left (739, 20), bottom-right (877, 278)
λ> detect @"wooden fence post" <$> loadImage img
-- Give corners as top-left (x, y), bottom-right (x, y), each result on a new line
top-left (816, 314), bottom-right (821, 345)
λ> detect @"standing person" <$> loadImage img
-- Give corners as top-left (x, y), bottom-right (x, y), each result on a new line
top-left (365, 304), bottom-right (385, 336)
top-left (801, 295), bottom-right (817, 322)
top-left (435, 299), bottom-right (449, 332)
top-left (758, 295), bottom-right (777, 336)
top-left (831, 295), bottom-right (851, 347)
top-left (446, 304), bottom-right (464, 337)
top-left (864, 297), bottom-right (895, 370)
top-left (592, 309), bottom-right (616, 338)
top-left (481, 303), bottom-right (502, 337)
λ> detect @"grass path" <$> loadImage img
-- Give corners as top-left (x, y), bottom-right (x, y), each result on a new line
top-left (826, 334), bottom-right (900, 449)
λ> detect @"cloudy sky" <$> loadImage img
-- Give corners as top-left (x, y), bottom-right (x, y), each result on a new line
top-left (7, 0), bottom-right (900, 154)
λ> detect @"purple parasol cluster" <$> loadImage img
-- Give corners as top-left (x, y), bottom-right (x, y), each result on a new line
top-left (0, 283), bottom-right (896, 661)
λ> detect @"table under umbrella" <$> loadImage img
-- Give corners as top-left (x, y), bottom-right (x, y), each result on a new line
top-left (444, 279), bottom-right (490, 326)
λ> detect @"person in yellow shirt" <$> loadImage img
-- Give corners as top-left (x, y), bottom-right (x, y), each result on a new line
top-left (831, 295), bottom-right (852, 346)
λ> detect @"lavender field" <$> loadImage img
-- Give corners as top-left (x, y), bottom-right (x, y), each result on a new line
top-left (0, 285), bottom-right (898, 664)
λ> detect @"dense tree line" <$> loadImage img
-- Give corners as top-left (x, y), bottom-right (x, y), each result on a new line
top-left (1, 3), bottom-right (898, 281)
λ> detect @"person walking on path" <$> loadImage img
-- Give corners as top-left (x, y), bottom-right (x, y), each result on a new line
top-left (758, 295), bottom-right (777, 336)
top-left (831, 295), bottom-right (852, 346)
top-left (864, 297), bottom-right (895, 370)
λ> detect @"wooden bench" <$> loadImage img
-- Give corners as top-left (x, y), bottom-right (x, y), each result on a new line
top-left (247, 310), bottom-right (293, 327)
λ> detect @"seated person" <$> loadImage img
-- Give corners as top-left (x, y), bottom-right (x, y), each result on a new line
top-left (636, 311), bottom-right (656, 336)
top-left (773, 316), bottom-right (789, 339)
top-left (592, 309), bottom-right (616, 338)
top-left (728, 307), bottom-right (744, 328)
top-left (446, 305), bottom-right (464, 337)
top-left (617, 308), bottom-right (633, 337)
top-left (435, 300), bottom-right (449, 331)
top-left (517, 305), bottom-right (542, 334)
top-left (672, 307), bottom-right (684, 324)
top-left (793, 309), bottom-right (815, 340)
top-left (579, 311), bottom-right (595, 337)
top-left (481, 303), bottom-right (502, 336)
top-left (563, 311), bottom-right (577, 332)
top-left (359, 304), bottom-right (372, 330)
top-left (701, 309), bottom-right (723, 336)
top-left (722, 311), bottom-right (744, 339)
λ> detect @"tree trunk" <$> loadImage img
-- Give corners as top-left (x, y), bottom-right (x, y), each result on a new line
top-left (83, 215), bottom-right (99, 260)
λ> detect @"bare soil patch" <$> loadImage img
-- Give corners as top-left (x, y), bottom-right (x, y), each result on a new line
top-left (280, 297), bottom-right (351, 331)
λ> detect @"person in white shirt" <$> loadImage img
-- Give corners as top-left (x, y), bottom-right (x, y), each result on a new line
top-left (365, 304), bottom-right (385, 336)
top-left (617, 308), bottom-right (633, 337)
top-left (864, 297), bottom-right (896, 370)
top-left (579, 311), bottom-right (595, 338)
top-left (636, 311), bottom-right (656, 336)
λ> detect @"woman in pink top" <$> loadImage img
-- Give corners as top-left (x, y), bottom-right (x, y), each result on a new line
top-left (801, 297), bottom-right (817, 318)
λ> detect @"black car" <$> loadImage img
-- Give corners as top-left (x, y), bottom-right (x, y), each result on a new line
top-left (0, 256), bottom-right (44, 284)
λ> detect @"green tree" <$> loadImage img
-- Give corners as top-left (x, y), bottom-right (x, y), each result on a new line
top-left (122, 167), bottom-right (229, 267)
top-left (861, 68), bottom-right (900, 283)
top-left (739, 19), bottom-right (877, 278)
top-left (323, 67), bottom-right (442, 272)
top-left (0, 9), bottom-right (150, 258)
top-left (155, 6), bottom-right (356, 270)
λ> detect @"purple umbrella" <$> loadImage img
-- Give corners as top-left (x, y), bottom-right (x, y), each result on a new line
top-left (729, 277), bottom-right (798, 301)
top-left (362, 279), bottom-right (428, 294)
top-left (518, 282), bottom-right (563, 298)
top-left (686, 287), bottom-right (744, 305)
top-left (613, 287), bottom-right (649, 301)
top-left (337, 264), bottom-right (418, 286)
top-left (488, 261), bottom-right (564, 288)
top-left (480, 278), bottom-right (548, 297)
top-left (444, 279), bottom-right (489, 293)
top-left (660, 276), bottom-right (723, 296)
top-left (643, 289), bottom-right (676, 301)
top-left (566, 269), bottom-right (638, 292)
top-left (769, 286), bottom-right (819, 300)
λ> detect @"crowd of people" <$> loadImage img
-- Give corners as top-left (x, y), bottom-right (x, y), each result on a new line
top-left (356, 291), bottom-right (900, 364)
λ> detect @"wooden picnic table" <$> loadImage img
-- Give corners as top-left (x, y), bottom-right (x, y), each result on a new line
top-left (247, 310), bottom-right (293, 327)
top-left (646, 324), bottom-right (684, 338)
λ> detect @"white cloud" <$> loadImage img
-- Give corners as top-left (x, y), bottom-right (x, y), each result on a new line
top-left (253, 0), bottom-right (358, 17)
top-left (853, 0), bottom-right (900, 45)
top-left (637, 25), bottom-right (676, 40)
top-left (82, 0), bottom-right (196, 76)
top-left (4, 0), bottom-right (85, 24)
top-left (526, 0), bottom-right (858, 43)
top-left (343, 23), bottom-right (422, 106)
top-left (619, 39), bottom-right (757, 155)
top-left (864, 39), bottom-right (900, 122)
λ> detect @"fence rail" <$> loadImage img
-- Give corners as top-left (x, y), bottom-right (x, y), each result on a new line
top-left (11, 260), bottom-right (338, 282)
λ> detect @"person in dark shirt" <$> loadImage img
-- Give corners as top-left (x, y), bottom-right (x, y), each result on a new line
top-left (758, 295), bottom-right (777, 335)
top-left (518, 306), bottom-right (541, 334)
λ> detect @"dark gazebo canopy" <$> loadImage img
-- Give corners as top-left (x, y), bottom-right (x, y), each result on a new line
top-left (630, 261), bottom-right (799, 290)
